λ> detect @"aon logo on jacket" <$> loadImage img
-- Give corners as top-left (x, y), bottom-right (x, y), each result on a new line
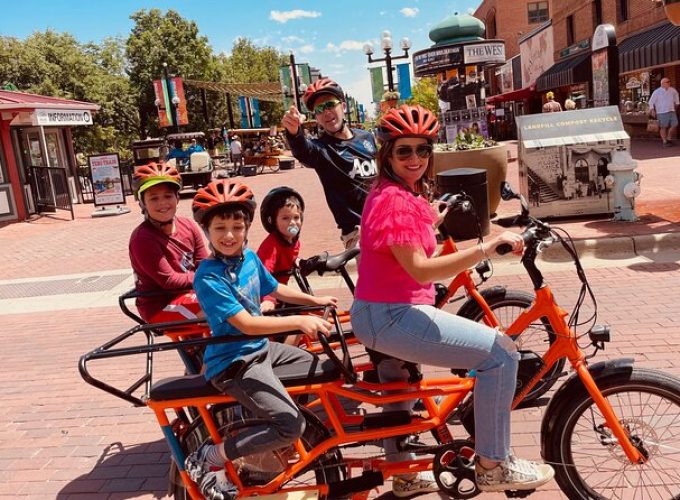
top-left (349, 158), bottom-right (377, 179)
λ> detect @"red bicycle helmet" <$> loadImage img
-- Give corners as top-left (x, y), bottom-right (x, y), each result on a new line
top-left (192, 180), bottom-right (256, 225)
top-left (302, 78), bottom-right (344, 110)
top-left (260, 187), bottom-right (305, 234)
top-left (376, 104), bottom-right (440, 143)
top-left (133, 161), bottom-right (182, 198)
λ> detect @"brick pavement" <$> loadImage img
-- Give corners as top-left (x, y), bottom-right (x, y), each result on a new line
top-left (1, 138), bottom-right (679, 281)
top-left (1, 138), bottom-right (680, 498)
top-left (2, 263), bottom-right (680, 498)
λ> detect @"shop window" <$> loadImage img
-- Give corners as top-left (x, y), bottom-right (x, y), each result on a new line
top-left (618, 0), bottom-right (629, 22)
top-left (528, 1), bottom-right (549, 24)
top-left (567, 15), bottom-right (575, 46)
top-left (593, 0), bottom-right (603, 27)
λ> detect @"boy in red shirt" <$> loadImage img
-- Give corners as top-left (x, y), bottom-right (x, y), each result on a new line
top-left (129, 162), bottom-right (208, 323)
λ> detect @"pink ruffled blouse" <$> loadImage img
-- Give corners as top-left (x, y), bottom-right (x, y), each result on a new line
top-left (355, 181), bottom-right (436, 304)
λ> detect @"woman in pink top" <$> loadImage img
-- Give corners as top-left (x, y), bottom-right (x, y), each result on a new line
top-left (350, 105), bottom-right (554, 495)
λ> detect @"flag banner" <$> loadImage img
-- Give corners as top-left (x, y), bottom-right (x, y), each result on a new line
top-left (279, 66), bottom-right (293, 110)
top-left (238, 96), bottom-right (249, 128)
top-left (370, 67), bottom-right (384, 103)
top-left (170, 77), bottom-right (189, 126)
top-left (397, 64), bottom-right (412, 100)
top-left (153, 79), bottom-right (172, 128)
top-left (251, 98), bottom-right (261, 128)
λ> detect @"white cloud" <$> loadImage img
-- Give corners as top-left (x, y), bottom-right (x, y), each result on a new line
top-left (270, 10), bottom-right (321, 23)
top-left (326, 40), bottom-right (370, 53)
top-left (400, 7), bottom-right (420, 17)
top-left (467, 7), bottom-right (475, 14)
top-left (379, 10), bottom-right (387, 16)
top-left (282, 35), bottom-right (305, 44)
top-left (298, 44), bottom-right (315, 53)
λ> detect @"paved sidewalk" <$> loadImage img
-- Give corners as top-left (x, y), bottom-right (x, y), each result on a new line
top-left (0, 138), bottom-right (679, 499)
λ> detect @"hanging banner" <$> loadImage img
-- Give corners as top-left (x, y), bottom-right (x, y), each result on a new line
top-left (153, 79), bottom-right (172, 128)
top-left (238, 96), bottom-right (249, 128)
top-left (359, 104), bottom-right (365, 123)
top-left (169, 77), bottom-right (189, 126)
top-left (279, 66), bottom-right (294, 110)
top-left (370, 67), bottom-right (384, 103)
top-left (397, 63), bottom-right (412, 100)
top-left (251, 98), bottom-right (261, 128)
top-left (88, 153), bottom-right (125, 207)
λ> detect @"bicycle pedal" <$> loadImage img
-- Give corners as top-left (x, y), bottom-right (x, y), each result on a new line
top-left (505, 489), bottom-right (535, 498)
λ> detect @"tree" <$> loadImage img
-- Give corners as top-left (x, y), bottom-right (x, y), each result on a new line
top-left (407, 76), bottom-right (439, 114)
top-left (0, 31), bottom-right (139, 157)
top-left (125, 9), bottom-right (215, 136)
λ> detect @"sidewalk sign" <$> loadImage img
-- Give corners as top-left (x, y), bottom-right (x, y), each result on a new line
top-left (88, 153), bottom-right (131, 217)
top-left (516, 106), bottom-right (630, 218)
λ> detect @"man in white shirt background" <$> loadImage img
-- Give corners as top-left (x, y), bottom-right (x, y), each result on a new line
top-left (648, 77), bottom-right (680, 147)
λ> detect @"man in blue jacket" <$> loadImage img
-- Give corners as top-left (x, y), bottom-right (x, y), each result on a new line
top-left (282, 78), bottom-right (377, 249)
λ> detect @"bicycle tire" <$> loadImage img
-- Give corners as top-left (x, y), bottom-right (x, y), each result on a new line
top-left (544, 367), bottom-right (680, 499)
top-left (172, 405), bottom-right (345, 499)
top-left (456, 289), bottom-right (564, 403)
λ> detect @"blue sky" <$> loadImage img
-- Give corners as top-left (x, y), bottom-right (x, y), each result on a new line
top-left (1, 0), bottom-right (480, 112)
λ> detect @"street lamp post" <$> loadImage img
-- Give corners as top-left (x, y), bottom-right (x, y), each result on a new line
top-left (363, 31), bottom-right (412, 92)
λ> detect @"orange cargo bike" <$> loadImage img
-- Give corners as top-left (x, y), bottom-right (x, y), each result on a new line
top-left (80, 184), bottom-right (680, 499)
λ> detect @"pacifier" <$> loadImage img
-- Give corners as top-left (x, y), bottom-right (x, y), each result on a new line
top-left (287, 224), bottom-right (300, 236)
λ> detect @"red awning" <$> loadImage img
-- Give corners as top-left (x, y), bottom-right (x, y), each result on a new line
top-left (486, 84), bottom-right (536, 104)
top-left (0, 90), bottom-right (99, 111)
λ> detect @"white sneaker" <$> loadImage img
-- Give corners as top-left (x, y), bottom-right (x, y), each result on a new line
top-left (199, 469), bottom-right (238, 500)
top-left (392, 471), bottom-right (440, 498)
top-left (475, 455), bottom-right (554, 492)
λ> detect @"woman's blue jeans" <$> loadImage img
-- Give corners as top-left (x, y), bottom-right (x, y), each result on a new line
top-left (350, 299), bottom-right (519, 462)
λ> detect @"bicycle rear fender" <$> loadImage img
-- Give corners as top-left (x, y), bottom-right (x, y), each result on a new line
top-left (539, 357), bottom-right (634, 454)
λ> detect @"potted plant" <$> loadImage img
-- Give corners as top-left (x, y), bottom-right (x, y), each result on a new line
top-left (432, 131), bottom-right (508, 216)
top-left (380, 90), bottom-right (400, 112)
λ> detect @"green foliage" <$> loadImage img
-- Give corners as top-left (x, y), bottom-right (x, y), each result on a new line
top-left (407, 76), bottom-right (438, 114)
top-left (0, 9), bottom-right (291, 158)
top-left (0, 31), bottom-right (139, 158)
top-left (435, 132), bottom-right (497, 151)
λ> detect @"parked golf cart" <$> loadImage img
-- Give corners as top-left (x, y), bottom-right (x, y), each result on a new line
top-left (165, 132), bottom-right (213, 189)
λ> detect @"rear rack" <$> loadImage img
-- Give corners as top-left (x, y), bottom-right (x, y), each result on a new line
top-left (79, 306), bottom-right (346, 406)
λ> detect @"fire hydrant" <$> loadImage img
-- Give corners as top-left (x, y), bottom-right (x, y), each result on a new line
top-left (604, 150), bottom-right (642, 222)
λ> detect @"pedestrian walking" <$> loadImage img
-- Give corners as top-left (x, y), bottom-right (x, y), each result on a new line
top-left (281, 78), bottom-right (377, 250)
top-left (542, 92), bottom-right (563, 113)
top-left (648, 77), bottom-right (680, 147)
top-left (230, 135), bottom-right (243, 171)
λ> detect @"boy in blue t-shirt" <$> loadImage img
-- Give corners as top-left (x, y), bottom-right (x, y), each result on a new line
top-left (185, 180), bottom-right (337, 499)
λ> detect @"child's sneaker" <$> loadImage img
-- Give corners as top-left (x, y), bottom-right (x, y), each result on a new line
top-left (199, 470), bottom-right (238, 500)
top-left (392, 471), bottom-right (440, 498)
top-left (475, 455), bottom-right (554, 492)
top-left (185, 443), bottom-right (215, 482)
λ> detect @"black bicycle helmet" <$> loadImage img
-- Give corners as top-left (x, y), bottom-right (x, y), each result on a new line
top-left (260, 187), bottom-right (305, 234)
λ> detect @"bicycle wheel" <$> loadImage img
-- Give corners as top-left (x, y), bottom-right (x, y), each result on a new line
top-left (172, 405), bottom-right (345, 499)
top-left (544, 368), bottom-right (680, 499)
top-left (456, 289), bottom-right (564, 403)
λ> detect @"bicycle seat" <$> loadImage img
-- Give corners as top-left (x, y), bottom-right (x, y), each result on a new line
top-left (299, 247), bottom-right (360, 276)
top-left (149, 357), bottom-right (341, 401)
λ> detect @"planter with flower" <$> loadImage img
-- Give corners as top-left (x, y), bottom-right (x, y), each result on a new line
top-left (380, 91), bottom-right (401, 113)
top-left (432, 131), bottom-right (508, 215)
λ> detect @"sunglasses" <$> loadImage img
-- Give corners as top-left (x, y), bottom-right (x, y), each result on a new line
top-left (393, 144), bottom-right (434, 160)
top-left (313, 99), bottom-right (342, 114)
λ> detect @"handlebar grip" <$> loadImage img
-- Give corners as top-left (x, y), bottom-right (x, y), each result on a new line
top-left (495, 243), bottom-right (513, 255)
top-left (495, 229), bottom-right (535, 255)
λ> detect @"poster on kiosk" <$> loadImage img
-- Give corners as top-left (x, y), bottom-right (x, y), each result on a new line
top-left (516, 106), bottom-right (630, 218)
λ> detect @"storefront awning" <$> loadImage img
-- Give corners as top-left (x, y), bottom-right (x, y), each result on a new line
top-left (0, 90), bottom-right (99, 111)
top-left (535, 51), bottom-right (592, 92)
top-left (486, 84), bottom-right (536, 104)
top-left (619, 21), bottom-right (680, 74)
